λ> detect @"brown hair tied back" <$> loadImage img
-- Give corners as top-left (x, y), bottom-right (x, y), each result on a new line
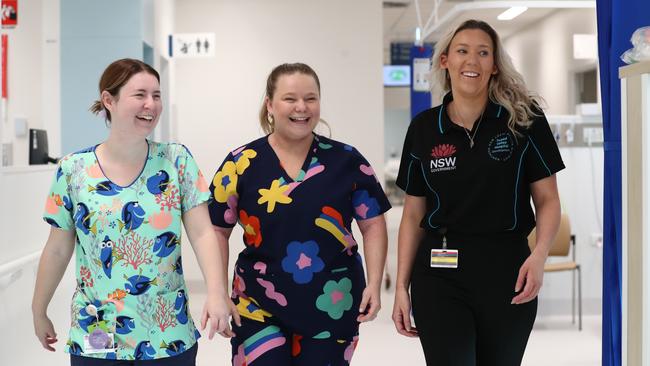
top-left (89, 58), bottom-right (160, 123)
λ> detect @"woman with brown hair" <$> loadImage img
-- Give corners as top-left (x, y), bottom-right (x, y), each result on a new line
top-left (32, 58), bottom-right (239, 365)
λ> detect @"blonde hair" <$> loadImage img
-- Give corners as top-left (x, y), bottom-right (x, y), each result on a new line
top-left (259, 63), bottom-right (330, 135)
top-left (432, 19), bottom-right (542, 134)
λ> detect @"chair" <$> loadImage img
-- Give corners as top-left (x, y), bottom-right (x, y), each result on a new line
top-left (528, 214), bottom-right (581, 330)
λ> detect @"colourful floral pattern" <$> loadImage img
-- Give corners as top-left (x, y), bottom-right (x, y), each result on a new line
top-left (281, 240), bottom-right (325, 284)
top-left (315, 206), bottom-right (358, 255)
top-left (208, 135), bottom-right (391, 348)
top-left (351, 190), bottom-right (381, 220)
top-left (344, 335), bottom-right (359, 362)
top-left (316, 278), bottom-right (354, 320)
top-left (239, 209), bottom-right (262, 247)
top-left (257, 179), bottom-right (292, 213)
top-left (212, 161), bottom-right (238, 203)
top-left (233, 148), bottom-right (257, 175)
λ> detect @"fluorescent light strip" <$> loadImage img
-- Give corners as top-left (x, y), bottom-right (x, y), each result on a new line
top-left (497, 6), bottom-right (528, 20)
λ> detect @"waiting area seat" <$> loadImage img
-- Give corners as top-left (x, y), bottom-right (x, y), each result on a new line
top-left (528, 213), bottom-right (581, 330)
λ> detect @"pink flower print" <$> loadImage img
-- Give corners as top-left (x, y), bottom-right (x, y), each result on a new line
top-left (281, 240), bottom-right (325, 284)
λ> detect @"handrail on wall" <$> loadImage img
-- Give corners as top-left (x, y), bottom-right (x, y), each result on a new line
top-left (0, 251), bottom-right (41, 290)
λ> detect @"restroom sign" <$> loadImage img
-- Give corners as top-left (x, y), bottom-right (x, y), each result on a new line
top-left (168, 33), bottom-right (215, 58)
top-left (1, 0), bottom-right (17, 28)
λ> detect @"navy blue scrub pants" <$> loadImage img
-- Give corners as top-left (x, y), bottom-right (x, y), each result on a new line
top-left (230, 317), bottom-right (358, 365)
top-left (70, 343), bottom-right (197, 366)
top-left (410, 231), bottom-right (537, 366)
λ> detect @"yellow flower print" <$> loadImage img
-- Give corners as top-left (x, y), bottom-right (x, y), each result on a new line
top-left (212, 161), bottom-right (238, 203)
top-left (234, 149), bottom-right (257, 175)
top-left (257, 179), bottom-right (292, 213)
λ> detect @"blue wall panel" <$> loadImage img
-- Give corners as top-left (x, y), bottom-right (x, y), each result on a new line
top-left (60, 0), bottom-right (143, 154)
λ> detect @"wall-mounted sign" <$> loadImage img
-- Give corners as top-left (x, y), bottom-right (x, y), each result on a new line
top-left (168, 33), bottom-right (215, 58)
top-left (383, 65), bottom-right (410, 87)
top-left (412, 58), bottom-right (431, 92)
top-left (1, 0), bottom-right (17, 28)
top-left (391, 42), bottom-right (434, 65)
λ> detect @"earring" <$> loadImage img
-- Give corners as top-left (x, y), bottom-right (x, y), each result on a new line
top-left (267, 113), bottom-right (274, 125)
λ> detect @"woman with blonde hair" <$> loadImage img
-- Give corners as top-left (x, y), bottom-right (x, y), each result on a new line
top-left (392, 20), bottom-right (564, 365)
top-left (208, 62), bottom-right (390, 365)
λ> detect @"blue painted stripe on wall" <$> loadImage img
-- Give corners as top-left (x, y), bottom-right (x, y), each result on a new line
top-left (60, 0), bottom-right (146, 154)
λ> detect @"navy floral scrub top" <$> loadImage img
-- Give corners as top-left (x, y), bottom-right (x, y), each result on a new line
top-left (208, 134), bottom-right (391, 341)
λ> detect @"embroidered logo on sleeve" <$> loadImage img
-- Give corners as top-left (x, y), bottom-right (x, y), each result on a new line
top-left (430, 144), bottom-right (457, 173)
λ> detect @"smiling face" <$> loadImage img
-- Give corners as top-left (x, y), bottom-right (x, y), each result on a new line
top-left (266, 72), bottom-right (321, 142)
top-left (440, 28), bottom-right (498, 100)
top-left (102, 71), bottom-right (162, 139)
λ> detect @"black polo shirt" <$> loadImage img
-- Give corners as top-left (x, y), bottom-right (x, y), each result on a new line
top-left (396, 93), bottom-right (565, 237)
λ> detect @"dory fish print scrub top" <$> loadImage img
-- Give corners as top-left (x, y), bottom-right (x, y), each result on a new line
top-left (208, 134), bottom-right (391, 361)
top-left (43, 141), bottom-right (210, 360)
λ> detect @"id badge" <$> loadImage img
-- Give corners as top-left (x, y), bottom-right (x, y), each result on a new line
top-left (83, 330), bottom-right (116, 354)
top-left (430, 249), bottom-right (459, 268)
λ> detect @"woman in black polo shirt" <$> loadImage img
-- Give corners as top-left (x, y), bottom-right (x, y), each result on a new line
top-left (391, 20), bottom-right (564, 366)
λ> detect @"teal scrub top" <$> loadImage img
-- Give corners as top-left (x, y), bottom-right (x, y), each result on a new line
top-left (43, 141), bottom-right (209, 360)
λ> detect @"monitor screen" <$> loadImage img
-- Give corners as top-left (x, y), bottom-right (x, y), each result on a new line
top-left (29, 129), bottom-right (57, 165)
top-left (383, 65), bottom-right (411, 87)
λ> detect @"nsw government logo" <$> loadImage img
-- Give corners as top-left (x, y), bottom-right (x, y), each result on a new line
top-left (488, 132), bottom-right (514, 161)
top-left (430, 144), bottom-right (457, 173)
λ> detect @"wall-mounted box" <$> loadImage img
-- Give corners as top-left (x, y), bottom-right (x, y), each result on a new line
top-left (14, 117), bottom-right (27, 138)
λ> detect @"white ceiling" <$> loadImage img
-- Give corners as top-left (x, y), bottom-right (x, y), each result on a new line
top-left (383, 0), bottom-right (596, 59)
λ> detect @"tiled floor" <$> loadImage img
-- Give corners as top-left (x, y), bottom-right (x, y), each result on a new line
top-left (1, 269), bottom-right (600, 366)
top-left (2, 201), bottom-right (600, 365)
top-left (524, 315), bottom-right (601, 366)
top-left (190, 288), bottom-right (601, 366)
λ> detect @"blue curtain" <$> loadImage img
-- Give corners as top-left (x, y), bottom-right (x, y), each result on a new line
top-left (596, 1), bottom-right (649, 365)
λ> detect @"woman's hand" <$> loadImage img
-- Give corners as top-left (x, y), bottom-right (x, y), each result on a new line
top-left (31, 227), bottom-right (75, 352)
top-left (357, 284), bottom-right (381, 322)
top-left (201, 292), bottom-right (241, 339)
top-left (392, 287), bottom-right (418, 337)
top-left (33, 313), bottom-right (58, 351)
top-left (512, 250), bottom-right (547, 304)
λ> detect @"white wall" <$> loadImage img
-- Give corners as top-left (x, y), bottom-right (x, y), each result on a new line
top-left (542, 146), bottom-right (603, 315)
top-left (1, 0), bottom-right (47, 165)
top-left (142, 0), bottom-right (155, 47)
top-left (173, 0), bottom-right (385, 282)
top-left (151, 0), bottom-right (175, 142)
top-left (504, 8), bottom-right (598, 115)
top-left (174, 0), bottom-right (384, 173)
top-left (501, 8), bottom-right (602, 315)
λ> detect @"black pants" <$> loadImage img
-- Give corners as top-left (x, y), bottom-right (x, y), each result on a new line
top-left (410, 232), bottom-right (537, 366)
top-left (70, 343), bottom-right (197, 366)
